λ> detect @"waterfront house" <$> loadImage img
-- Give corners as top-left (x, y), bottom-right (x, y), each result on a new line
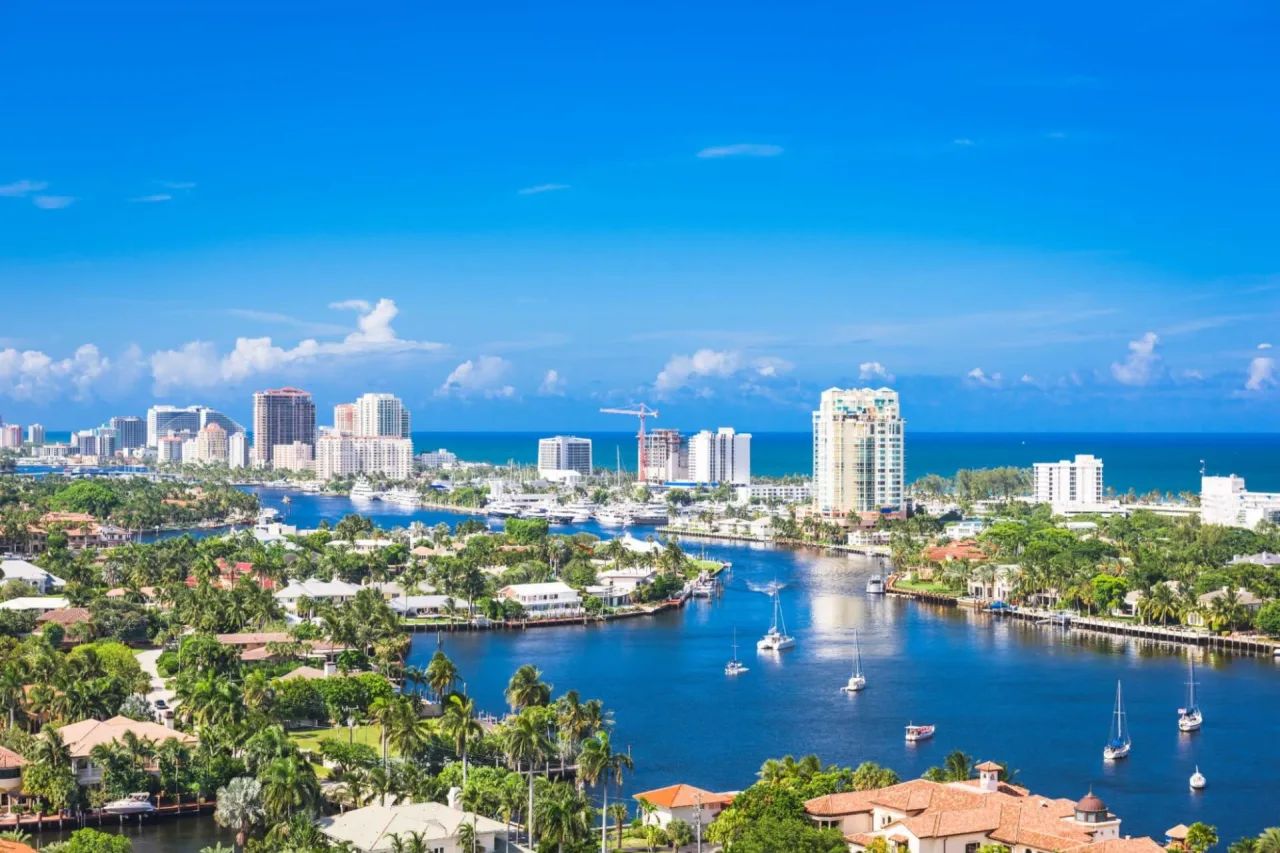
top-left (966, 565), bottom-right (1018, 603)
top-left (0, 558), bottom-right (65, 594)
top-left (804, 762), bottom-right (1165, 853)
top-left (1186, 587), bottom-right (1264, 628)
top-left (275, 578), bottom-right (361, 612)
top-left (634, 783), bottom-right (736, 829)
top-left (1228, 551), bottom-right (1280, 567)
top-left (597, 567), bottom-right (657, 593)
top-left (36, 607), bottom-right (93, 637)
top-left (943, 519), bottom-right (988, 541)
top-left (497, 581), bottom-right (582, 618)
top-left (583, 584), bottom-right (632, 607)
top-left (0, 596), bottom-right (70, 613)
top-left (389, 594), bottom-right (455, 618)
top-left (0, 746), bottom-right (25, 809)
top-left (55, 716), bottom-right (197, 785)
top-left (316, 799), bottom-right (507, 852)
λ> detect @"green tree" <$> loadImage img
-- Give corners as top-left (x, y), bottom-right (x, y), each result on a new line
top-left (1255, 602), bottom-right (1280, 637)
top-left (1187, 823), bottom-right (1221, 853)
top-left (42, 828), bottom-right (133, 853)
top-left (440, 692), bottom-right (483, 788)
top-left (214, 777), bottom-right (265, 852)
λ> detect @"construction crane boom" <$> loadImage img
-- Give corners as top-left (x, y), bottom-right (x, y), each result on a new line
top-left (599, 404), bottom-right (659, 483)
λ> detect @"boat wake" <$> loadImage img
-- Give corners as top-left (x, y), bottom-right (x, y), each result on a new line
top-left (746, 579), bottom-right (788, 595)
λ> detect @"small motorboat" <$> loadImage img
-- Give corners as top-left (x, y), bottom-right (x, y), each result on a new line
top-left (1189, 767), bottom-right (1206, 790)
top-left (103, 792), bottom-right (155, 815)
top-left (866, 575), bottom-right (886, 594)
top-left (1103, 680), bottom-right (1132, 761)
top-left (840, 629), bottom-right (867, 693)
top-left (905, 723), bottom-right (935, 742)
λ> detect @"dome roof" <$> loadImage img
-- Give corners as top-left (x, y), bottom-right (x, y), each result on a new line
top-left (1075, 791), bottom-right (1108, 814)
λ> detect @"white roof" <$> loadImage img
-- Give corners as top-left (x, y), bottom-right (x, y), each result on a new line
top-left (618, 533), bottom-right (662, 554)
top-left (1, 559), bottom-right (66, 587)
top-left (389, 595), bottom-right (453, 613)
top-left (275, 578), bottom-right (361, 599)
top-left (598, 567), bottom-right (657, 581)
top-left (499, 581), bottom-right (578, 596)
top-left (316, 801), bottom-right (506, 851)
top-left (0, 596), bottom-right (71, 611)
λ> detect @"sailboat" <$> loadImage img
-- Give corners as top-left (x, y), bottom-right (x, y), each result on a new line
top-left (841, 630), bottom-right (867, 692)
top-left (757, 589), bottom-right (796, 651)
top-left (1189, 766), bottom-right (1206, 791)
top-left (725, 629), bottom-right (749, 675)
top-left (1177, 657), bottom-right (1203, 732)
top-left (1102, 680), bottom-right (1132, 761)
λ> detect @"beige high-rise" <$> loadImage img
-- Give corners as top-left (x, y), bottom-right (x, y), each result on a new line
top-left (812, 387), bottom-right (905, 516)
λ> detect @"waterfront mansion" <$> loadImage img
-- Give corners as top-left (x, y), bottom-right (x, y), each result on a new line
top-left (496, 581), bottom-right (582, 618)
top-left (806, 761), bottom-right (1164, 853)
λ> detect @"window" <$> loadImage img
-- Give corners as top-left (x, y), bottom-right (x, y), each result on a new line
top-left (966, 844), bottom-right (980, 853)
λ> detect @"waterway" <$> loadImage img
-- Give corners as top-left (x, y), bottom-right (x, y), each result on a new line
top-left (43, 488), bottom-right (1280, 849)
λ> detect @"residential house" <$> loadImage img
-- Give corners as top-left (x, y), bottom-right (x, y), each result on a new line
top-left (55, 716), bottom-right (197, 785)
top-left (0, 596), bottom-right (70, 612)
top-left (967, 565), bottom-right (1019, 603)
top-left (274, 578), bottom-right (361, 613)
top-left (1186, 587), bottom-right (1265, 628)
top-left (634, 783), bottom-right (736, 829)
top-left (316, 799), bottom-right (507, 852)
top-left (496, 581), bottom-right (582, 618)
top-left (0, 559), bottom-right (66, 594)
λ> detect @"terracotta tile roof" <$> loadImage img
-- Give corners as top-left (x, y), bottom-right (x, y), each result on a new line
top-left (280, 665), bottom-right (328, 680)
top-left (36, 607), bottom-right (93, 625)
top-left (974, 760), bottom-right (1003, 772)
top-left (1165, 825), bottom-right (1190, 840)
top-left (54, 715), bottom-right (196, 758)
top-left (0, 840), bottom-right (39, 853)
top-left (216, 631), bottom-right (292, 646)
top-left (1068, 839), bottom-right (1167, 853)
top-left (923, 540), bottom-right (988, 562)
top-left (634, 783), bottom-right (735, 810)
top-left (0, 745), bottom-right (26, 768)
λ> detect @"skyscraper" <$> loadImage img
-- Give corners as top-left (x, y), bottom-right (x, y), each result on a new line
top-left (333, 403), bottom-right (357, 435)
top-left (252, 387), bottom-right (316, 467)
top-left (193, 422), bottom-right (230, 465)
top-left (109, 416), bottom-right (146, 450)
top-left (812, 387), bottom-right (905, 517)
top-left (354, 393), bottom-right (410, 438)
top-left (537, 436), bottom-right (593, 477)
top-left (687, 427), bottom-right (751, 486)
top-left (26, 424), bottom-right (45, 446)
top-left (1034, 454), bottom-right (1104, 513)
top-left (146, 405), bottom-right (242, 447)
top-left (642, 428), bottom-right (687, 482)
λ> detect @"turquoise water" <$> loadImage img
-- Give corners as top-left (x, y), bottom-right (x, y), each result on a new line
top-left (421, 431), bottom-right (1280, 493)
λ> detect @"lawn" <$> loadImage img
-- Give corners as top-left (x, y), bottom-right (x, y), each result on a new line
top-left (289, 724), bottom-right (389, 755)
top-left (894, 577), bottom-right (954, 594)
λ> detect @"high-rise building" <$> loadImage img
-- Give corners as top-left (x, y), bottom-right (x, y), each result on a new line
top-left (537, 436), bottom-right (593, 477)
top-left (228, 431), bottom-right (250, 469)
top-left (193, 423), bottom-right (230, 465)
top-left (146, 405), bottom-right (242, 447)
top-left (353, 393), bottom-right (410, 438)
top-left (252, 387), bottom-right (316, 467)
top-left (315, 434), bottom-right (413, 480)
top-left (687, 427), bottom-right (751, 486)
top-left (156, 435), bottom-right (185, 464)
top-left (26, 424), bottom-right (44, 446)
top-left (812, 387), bottom-right (905, 517)
top-left (76, 430), bottom-right (98, 457)
top-left (1033, 454), bottom-right (1104, 513)
top-left (0, 424), bottom-right (22, 449)
top-left (271, 441), bottom-right (315, 473)
top-left (1200, 474), bottom-right (1280, 529)
top-left (417, 448), bottom-right (458, 469)
top-left (642, 429), bottom-right (687, 482)
top-left (109, 416), bottom-right (147, 450)
top-left (92, 427), bottom-right (119, 458)
top-left (333, 403), bottom-right (357, 435)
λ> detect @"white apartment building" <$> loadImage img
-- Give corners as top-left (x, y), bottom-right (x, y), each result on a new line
top-left (498, 581), bottom-right (583, 618)
top-left (156, 436), bottom-right (185, 464)
top-left (1201, 474), bottom-right (1280, 529)
top-left (812, 387), bottom-right (905, 517)
top-left (315, 434), bottom-right (413, 481)
top-left (27, 424), bottom-right (45, 446)
top-left (193, 423), bottom-right (229, 465)
top-left (272, 441), bottom-right (315, 473)
top-left (0, 424), bottom-right (22, 449)
top-left (417, 448), bottom-right (458, 469)
top-left (537, 435), bottom-right (593, 477)
top-left (686, 427), bottom-right (751, 486)
top-left (736, 481), bottom-right (812, 504)
top-left (146, 404), bottom-right (242, 447)
top-left (1034, 454), bottom-right (1105, 513)
top-left (353, 393), bottom-right (410, 438)
top-left (333, 403), bottom-right (357, 435)
top-left (228, 431), bottom-right (250, 468)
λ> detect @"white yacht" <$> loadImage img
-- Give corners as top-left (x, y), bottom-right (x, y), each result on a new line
top-left (486, 502), bottom-right (520, 518)
top-left (1189, 767), bottom-right (1206, 791)
top-left (841, 630), bottom-right (867, 693)
top-left (382, 487), bottom-right (420, 507)
top-left (349, 480), bottom-right (381, 502)
top-left (103, 793), bottom-right (155, 815)
top-left (866, 574), bottom-right (886, 594)
top-left (594, 508), bottom-right (630, 527)
top-left (1177, 657), bottom-right (1203, 732)
top-left (1103, 681), bottom-right (1132, 761)
top-left (757, 589), bottom-right (796, 651)
top-left (904, 723), bottom-right (935, 742)
top-left (725, 630), bottom-right (749, 676)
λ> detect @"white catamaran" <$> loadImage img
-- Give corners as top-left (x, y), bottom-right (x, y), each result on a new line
top-left (757, 589), bottom-right (796, 651)
top-left (725, 629), bottom-right (749, 676)
top-left (1177, 657), bottom-right (1203, 732)
top-left (840, 629), bottom-right (867, 693)
top-left (1102, 680), bottom-right (1132, 761)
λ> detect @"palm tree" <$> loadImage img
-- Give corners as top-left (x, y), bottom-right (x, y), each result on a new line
top-left (503, 710), bottom-right (552, 848)
top-left (425, 650), bottom-right (459, 703)
top-left (505, 664), bottom-right (551, 711)
top-left (535, 782), bottom-right (592, 853)
top-left (215, 776), bottom-right (265, 852)
top-left (259, 753), bottom-right (320, 822)
top-left (440, 693), bottom-right (483, 788)
top-left (942, 750), bottom-right (975, 782)
top-left (578, 730), bottom-right (634, 853)
top-left (608, 802), bottom-right (629, 849)
top-left (1256, 828), bottom-right (1280, 853)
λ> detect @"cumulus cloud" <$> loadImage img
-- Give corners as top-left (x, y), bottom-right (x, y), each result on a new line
top-left (0, 343), bottom-right (118, 401)
top-left (150, 298), bottom-right (443, 392)
top-left (1246, 357), bottom-right (1276, 392)
top-left (858, 361), bottom-right (895, 383)
top-left (1110, 332), bottom-right (1160, 386)
top-left (517, 183), bottom-right (570, 195)
top-left (32, 195), bottom-right (75, 210)
top-left (538, 369), bottom-right (566, 396)
top-left (1258, 342), bottom-right (1273, 350)
top-left (437, 356), bottom-right (515, 398)
top-left (653, 349), bottom-right (791, 395)
top-left (965, 367), bottom-right (1003, 388)
top-left (696, 143), bottom-right (784, 159)
top-left (0, 179), bottom-right (48, 197)
top-left (752, 356), bottom-right (793, 378)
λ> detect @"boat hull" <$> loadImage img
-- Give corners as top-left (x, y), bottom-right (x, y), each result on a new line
top-left (841, 677), bottom-right (867, 693)
top-left (1102, 744), bottom-right (1130, 761)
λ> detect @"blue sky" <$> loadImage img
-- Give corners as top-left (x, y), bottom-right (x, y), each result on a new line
top-left (2, 1), bottom-right (1278, 432)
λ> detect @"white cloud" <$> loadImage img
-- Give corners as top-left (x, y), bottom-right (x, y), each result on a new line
top-left (32, 195), bottom-right (75, 210)
top-left (329, 299), bottom-right (372, 312)
top-left (752, 356), bottom-right (793, 378)
top-left (538, 369), bottom-right (566, 396)
top-left (1178, 369), bottom-right (1205, 382)
top-left (1110, 332), bottom-right (1160, 386)
top-left (151, 298), bottom-right (443, 392)
top-left (1258, 342), bottom-right (1273, 350)
top-left (159, 180), bottom-right (197, 190)
top-left (437, 356), bottom-right (515, 398)
top-left (1246, 357), bottom-right (1275, 392)
top-left (952, 138), bottom-right (975, 146)
top-left (655, 349), bottom-right (741, 392)
top-left (0, 343), bottom-right (120, 402)
top-left (130, 193), bottom-right (172, 203)
top-left (517, 183), bottom-right (570, 195)
top-left (696, 143), bottom-right (784, 159)
top-left (858, 361), bottom-right (895, 382)
top-left (965, 367), bottom-right (1003, 388)
top-left (0, 179), bottom-right (48, 197)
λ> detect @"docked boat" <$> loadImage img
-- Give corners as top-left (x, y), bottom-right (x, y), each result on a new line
top-left (866, 574), bottom-right (885, 595)
top-left (1177, 657), bottom-right (1203, 732)
top-left (486, 502), bottom-right (520, 518)
top-left (349, 480), bottom-right (381, 501)
top-left (725, 629), bottom-right (749, 676)
top-left (1102, 680), bottom-right (1132, 761)
top-left (1189, 767), bottom-right (1206, 790)
top-left (546, 506), bottom-right (577, 523)
top-left (840, 629), bottom-right (867, 693)
top-left (757, 589), bottom-right (796, 651)
top-left (382, 487), bottom-right (420, 507)
top-left (905, 723), bottom-right (935, 742)
top-left (594, 509), bottom-right (630, 527)
top-left (103, 792), bottom-right (155, 815)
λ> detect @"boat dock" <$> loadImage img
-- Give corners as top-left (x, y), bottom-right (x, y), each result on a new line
top-left (0, 800), bottom-right (214, 832)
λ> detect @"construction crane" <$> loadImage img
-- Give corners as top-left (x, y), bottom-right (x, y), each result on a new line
top-left (599, 404), bottom-right (659, 483)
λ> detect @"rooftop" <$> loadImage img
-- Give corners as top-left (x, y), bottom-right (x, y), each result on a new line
top-left (55, 715), bottom-right (196, 758)
top-left (634, 783), bottom-right (735, 810)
